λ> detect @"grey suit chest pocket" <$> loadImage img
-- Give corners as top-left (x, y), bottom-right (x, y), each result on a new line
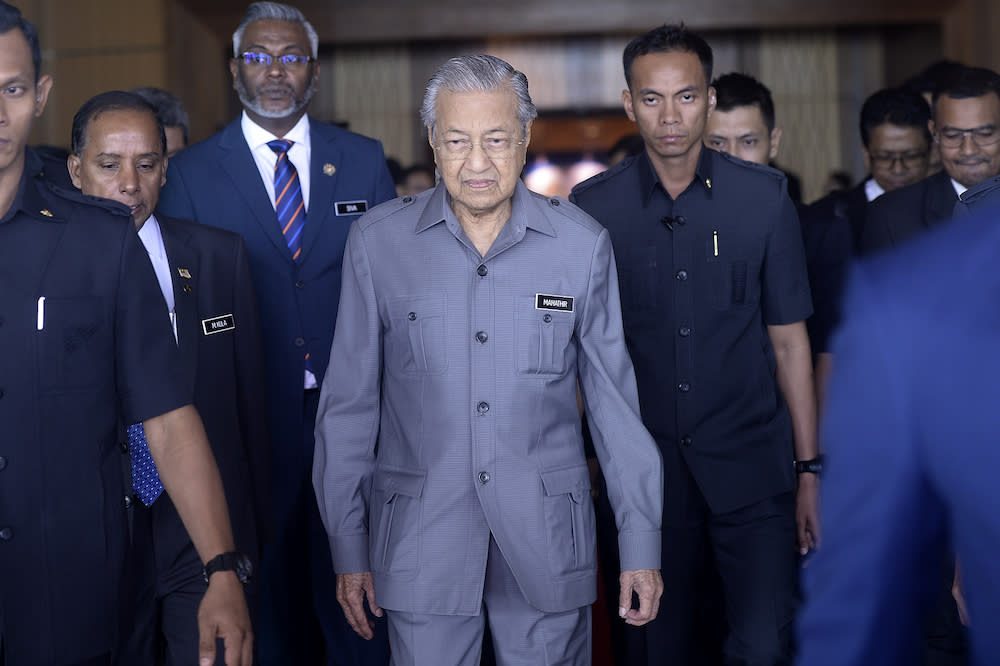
top-left (515, 295), bottom-right (575, 375)
top-left (385, 296), bottom-right (447, 375)
top-left (370, 466), bottom-right (425, 577)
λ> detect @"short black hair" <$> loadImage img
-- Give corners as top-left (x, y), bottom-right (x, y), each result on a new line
top-left (859, 87), bottom-right (931, 149)
top-left (903, 60), bottom-right (965, 98)
top-left (712, 72), bottom-right (775, 131)
top-left (71, 91), bottom-right (166, 156)
top-left (933, 65), bottom-right (1000, 105)
top-left (623, 24), bottom-right (713, 91)
top-left (0, 1), bottom-right (41, 82)
top-left (130, 87), bottom-right (190, 145)
top-left (608, 133), bottom-right (645, 159)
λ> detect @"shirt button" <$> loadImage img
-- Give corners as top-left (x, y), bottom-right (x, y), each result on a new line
top-left (674, 215), bottom-right (687, 226)
top-left (408, 312), bottom-right (417, 321)
top-left (678, 382), bottom-right (690, 392)
top-left (120, 439), bottom-right (129, 454)
top-left (0, 527), bottom-right (12, 541)
top-left (680, 436), bottom-right (693, 447)
top-left (543, 314), bottom-right (552, 323)
top-left (123, 495), bottom-right (133, 509)
top-left (294, 337), bottom-right (306, 347)
top-left (477, 401), bottom-right (490, 415)
top-left (679, 326), bottom-right (691, 337)
top-left (478, 471), bottom-right (491, 484)
top-left (295, 279), bottom-right (305, 288)
top-left (476, 331), bottom-right (488, 343)
top-left (0, 456), bottom-right (7, 471)
top-left (675, 270), bottom-right (688, 281)
top-left (477, 264), bottom-right (488, 277)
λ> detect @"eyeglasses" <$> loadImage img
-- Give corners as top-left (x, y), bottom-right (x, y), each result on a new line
top-left (869, 151), bottom-right (929, 169)
top-left (238, 52), bottom-right (314, 69)
top-left (936, 125), bottom-right (1000, 148)
top-left (433, 135), bottom-right (525, 160)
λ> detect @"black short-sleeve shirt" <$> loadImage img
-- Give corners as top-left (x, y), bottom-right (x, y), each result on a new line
top-left (571, 148), bottom-right (812, 514)
top-left (0, 151), bottom-right (188, 665)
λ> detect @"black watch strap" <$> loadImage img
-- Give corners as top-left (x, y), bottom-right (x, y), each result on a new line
top-left (795, 455), bottom-right (824, 475)
top-left (203, 552), bottom-right (253, 584)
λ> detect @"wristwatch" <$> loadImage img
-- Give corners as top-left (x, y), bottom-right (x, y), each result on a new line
top-left (794, 456), bottom-right (824, 475)
top-left (203, 552), bottom-right (253, 584)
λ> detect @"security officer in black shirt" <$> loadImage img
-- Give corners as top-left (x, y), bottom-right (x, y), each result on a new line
top-left (0, 4), bottom-right (251, 664)
top-left (572, 25), bottom-right (819, 665)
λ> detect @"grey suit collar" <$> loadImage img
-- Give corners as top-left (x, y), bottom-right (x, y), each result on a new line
top-left (415, 180), bottom-right (556, 238)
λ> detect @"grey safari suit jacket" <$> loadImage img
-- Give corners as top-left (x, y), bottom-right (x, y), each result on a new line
top-left (313, 180), bottom-right (662, 615)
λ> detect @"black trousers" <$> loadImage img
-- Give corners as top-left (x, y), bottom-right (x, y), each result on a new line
top-left (256, 389), bottom-right (390, 666)
top-left (597, 462), bottom-right (798, 666)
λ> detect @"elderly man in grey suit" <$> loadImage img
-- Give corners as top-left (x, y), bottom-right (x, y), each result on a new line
top-left (313, 54), bottom-right (664, 664)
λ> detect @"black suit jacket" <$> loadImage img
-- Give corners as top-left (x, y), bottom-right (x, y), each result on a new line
top-left (799, 182), bottom-right (866, 354)
top-left (862, 170), bottom-right (957, 256)
top-left (148, 214), bottom-right (271, 567)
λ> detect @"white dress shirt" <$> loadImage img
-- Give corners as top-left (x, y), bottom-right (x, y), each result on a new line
top-left (136, 213), bottom-right (177, 341)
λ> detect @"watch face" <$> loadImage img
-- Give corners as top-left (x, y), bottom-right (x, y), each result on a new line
top-left (235, 554), bottom-right (253, 583)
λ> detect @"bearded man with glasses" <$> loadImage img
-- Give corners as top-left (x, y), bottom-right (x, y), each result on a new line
top-left (863, 66), bottom-right (1000, 255)
top-left (158, 2), bottom-right (396, 665)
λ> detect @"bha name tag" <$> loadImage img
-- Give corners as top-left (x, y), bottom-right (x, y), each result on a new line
top-left (335, 200), bottom-right (368, 216)
top-left (535, 294), bottom-right (574, 312)
top-left (202, 313), bottom-right (235, 335)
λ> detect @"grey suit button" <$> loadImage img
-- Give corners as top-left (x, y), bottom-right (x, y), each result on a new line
top-left (402, 196), bottom-right (413, 203)
top-left (408, 312), bottom-right (417, 321)
top-left (294, 337), bottom-right (306, 347)
top-left (543, 314), bottom-right (552, 323)
top-left (477, 264), bottom-right (488, 277)
top-left (0, 456), bottom-right (7, 471)
top-left (476, 331), bottom-right (488, 343)
top-left (477, 401), bottom-right (489, 414)
top-left (0, 527), bottom-right (11, 541)
top-left (478, 471), bottom-right (490, 484)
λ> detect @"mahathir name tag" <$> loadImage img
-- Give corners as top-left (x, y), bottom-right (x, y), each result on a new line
top-left (202, 313), bottom-right (235, 335)
top-left (535, 294), bottom-right (574, 312)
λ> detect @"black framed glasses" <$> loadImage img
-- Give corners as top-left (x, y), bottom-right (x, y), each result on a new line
top-left (239, 52), bottom-right (314, 69)
top-left (869, 151), bottom-right (929, 169)
top-left (936, 125), bottom-right (1000, 148)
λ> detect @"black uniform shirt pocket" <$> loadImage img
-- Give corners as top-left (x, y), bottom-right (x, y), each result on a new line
top-left (38, 296), bottom-right (106, 391)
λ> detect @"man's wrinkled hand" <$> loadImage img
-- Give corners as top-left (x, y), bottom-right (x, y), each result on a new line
top-left (337, 571), bottom-right (383, 639)
top-left (197, 572), bottom-right (252, 666)
top-left (618, 568), bottom-right (663, 626)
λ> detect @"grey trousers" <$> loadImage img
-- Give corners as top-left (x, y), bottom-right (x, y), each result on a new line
top-left (386, 535), bottom-right (591, 666)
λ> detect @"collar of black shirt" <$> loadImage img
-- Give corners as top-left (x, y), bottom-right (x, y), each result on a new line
top-left (637, 145), bottom-right (715, 205)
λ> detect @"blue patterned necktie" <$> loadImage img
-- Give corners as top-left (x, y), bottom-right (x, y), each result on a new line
top-left (267, 138), bottom-right (307, 262)
top-left (128, 423), bottom-right (164, 506)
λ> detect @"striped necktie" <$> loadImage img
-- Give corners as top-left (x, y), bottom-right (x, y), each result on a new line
top-left (128, 423), bottom-right (164, 506)
top-left (267, 138), bottom-right (307, 261)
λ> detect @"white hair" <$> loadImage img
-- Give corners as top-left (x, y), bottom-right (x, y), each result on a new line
top-left (232, 2), bottom-right (319, 58)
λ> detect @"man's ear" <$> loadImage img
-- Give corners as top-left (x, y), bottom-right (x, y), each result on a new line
top-left (769, 127), bottom-right (783, 161)
top-left (928, 118), bottom-right (938, 143)
top-left (706, 85), bottom-right (716, 117)
top-left (622, 88), bottom-right (636, 122)
top-left (229, 58), bottom-right (239, 92)
top-left (33, 74), bottom-right (53, 118)
top-left (861, 144), bottom-right (872, 174)
top-left (67, 153), bottom-right (82, 190)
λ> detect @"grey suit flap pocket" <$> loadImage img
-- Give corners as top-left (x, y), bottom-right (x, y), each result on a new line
top-left (540, 463), bottom-right (591, 498)
top-left (372, 465), bottom-right (426, 498)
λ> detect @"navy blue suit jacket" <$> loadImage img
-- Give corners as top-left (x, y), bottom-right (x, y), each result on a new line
top-left (151, 214), bottom-right (271, 563)
top-left (797, 210), bottom-right (1000, 665)
top-left (158, 117), bottom-right (395, 515)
